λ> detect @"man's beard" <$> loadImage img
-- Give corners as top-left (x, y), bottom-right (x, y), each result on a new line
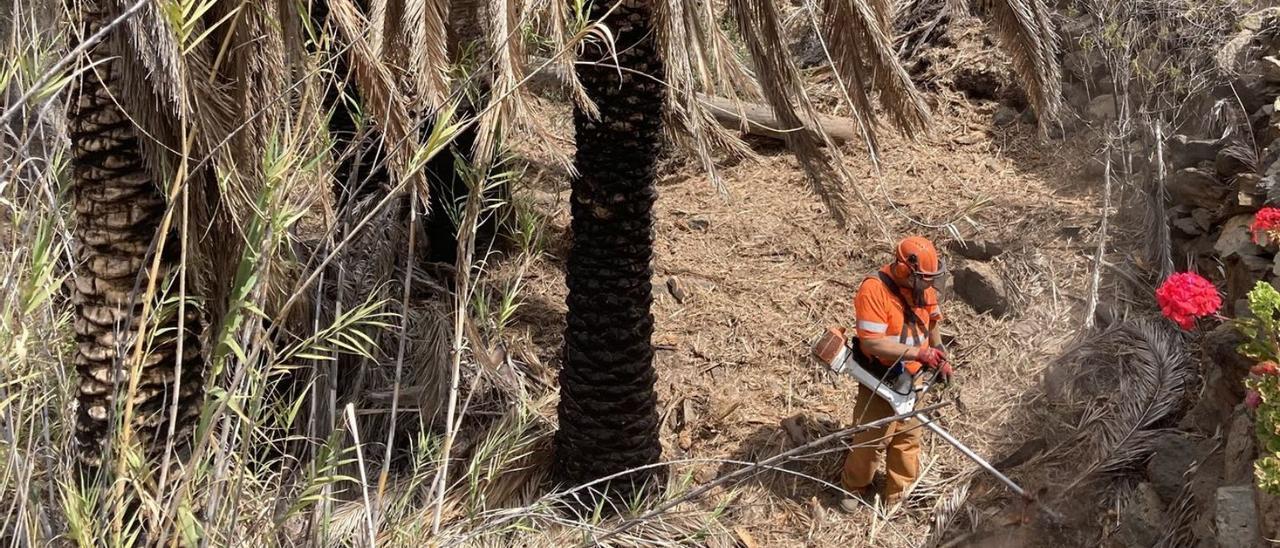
top-left (911, 275), bottom-right (928, 305)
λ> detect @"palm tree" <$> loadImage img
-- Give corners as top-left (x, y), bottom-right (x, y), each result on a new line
top-left (551, 0), bottom-right (666, 499)
top-left (65, 0), bottom-right (205, 470)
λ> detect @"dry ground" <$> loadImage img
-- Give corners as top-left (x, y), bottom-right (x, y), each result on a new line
top-left (501, 89), bottom-right (1115, 546)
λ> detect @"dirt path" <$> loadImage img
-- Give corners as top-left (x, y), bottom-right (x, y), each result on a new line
top-left (510, 97), bottom-right (1108, 545)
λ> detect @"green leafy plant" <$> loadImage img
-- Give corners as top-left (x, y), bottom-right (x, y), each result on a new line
top-left (1234, 281), bottom-right (1280, 495)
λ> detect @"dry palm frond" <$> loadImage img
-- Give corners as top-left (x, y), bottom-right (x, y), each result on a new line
top-left (820, 0), bottom-right (929, 139)
top-left (922, 477), bottom-right (973, 548)
top-left (327, 0), bottom-right (428, 202)
top-left (400, 0), bottom-right (450, 107)
top-left (974, 0), bottom-right (1061, 122)
top-left (474, 0), bottom-right (532, 171)
top-left (1154, 484), bottom-right (1199, 548)
top-left (370, 0), bottom-right (389, 57)
top-left (102, 0), bottom-right (319, 324)
top-left (684, 0), bottom-right (757, 100)
top-left (729, 0), bottom-right (848, 224)
top-left (657, 0), bottom-right (756, 192)
top-left (525, 0), bottom-right (593, 114)
top-left (1219, 142), bottom-right (1258, 176)
top-left (1055, 318), bottom-right (1191, 492)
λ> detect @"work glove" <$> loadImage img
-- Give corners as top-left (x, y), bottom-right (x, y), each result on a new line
top-left (933, 361), bottom-right (954, 384)
top-left (916, 347), bottom-right (946, 367)
top-left (917, 348), bottom-right (952, 384)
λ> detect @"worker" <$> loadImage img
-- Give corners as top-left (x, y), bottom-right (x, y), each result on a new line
top-left (840, 236), bottom-right (953, 512)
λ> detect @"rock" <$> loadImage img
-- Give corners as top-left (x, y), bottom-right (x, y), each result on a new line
top-left (1253, 104), bottom-right (1279, 145)
top-left (1224, 408), bottom-right (1258, 485)
top-left (1229, 254), bottom-right (1274, 307)
top-left (1250, 55), bottom-right (1280, 84)
top-left (1215, 485), bottom-right (1260, 548)
top-left (667, 276), bottom-right (689, 304)
top-left (676, 216), bottom-right (710, 231)
top-left (1115, 483), bottom-right (1167, 548)
top-left (1258, 487), bottom-right (1280, 547)
top-left (1064, 50), bottom-right (1101, 83)
top-left (1146, 431), bottom-right (1203, 503)
top-left (947, 239), bottom-right (1006, 261)
top-left (1180, 364), bottom-right (1241, 433)
top-left (1058, 15), bottom-right (1092, 46)
top-left (1204, 320), bottom-right (1253, 379)
top-left (1170, 135), bottom-right (1224, 169)
top-left (1216, 214), bottom-right (1266, 258)
top-left (1169, 167), bottom-right (1230, 210)
top-left (1064, 82), bottom-right (1090, 111)
top-left (653, 280), bottom-right (675, 305)
top-left (1217, 148), bottom-right (1254, 179)
top-left (1192, 208), bottom-right (1215, 230)
top-left (665, 274), bottom-right (716, 304)
top-left (1263, 137), bottom-right (1280, 173)
top-left (1173, 208), bottom-right (1215, 236)
top-left (993, 105), bottom-right (1018, 127)
top-left (1173, 216), bottom-right (1205, 236)
top-left (1238, 173), bottom-right (1265, 202)
top-left (953, 263), bottom-right (1010, 317)
top-left (1088, 94), bottom-right (1117, 121)
top-left (1186, 447), bottom-right (1227, 541)
top-left (788, 28), bottom-right (825, 69)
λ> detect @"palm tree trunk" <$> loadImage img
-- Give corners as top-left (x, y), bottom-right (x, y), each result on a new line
top-left (552, 0), bottom-right (666, 501)
top-left (67, 3), bottom-right (203, 468)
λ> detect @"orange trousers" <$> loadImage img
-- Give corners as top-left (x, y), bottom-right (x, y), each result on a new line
top-left (841, 384), bottom-right (922, 498)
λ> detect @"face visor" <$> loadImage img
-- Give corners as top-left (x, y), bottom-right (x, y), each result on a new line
top-left (906, 255), bottom-right (946, 285)
top-left (904, 256), bottom-right (946, 304)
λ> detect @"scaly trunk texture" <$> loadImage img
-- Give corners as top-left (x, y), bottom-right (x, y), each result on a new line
top-left (68, 3), bottom-right (203, 468)
top-left (553, 0), bottom-right (666, 500)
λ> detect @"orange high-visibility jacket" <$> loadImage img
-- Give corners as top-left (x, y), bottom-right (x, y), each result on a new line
top-left (853, 266), bottom-right (943, 375)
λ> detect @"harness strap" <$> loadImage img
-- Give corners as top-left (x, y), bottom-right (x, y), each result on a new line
top-left (874, 271), bottom-right (932, 349)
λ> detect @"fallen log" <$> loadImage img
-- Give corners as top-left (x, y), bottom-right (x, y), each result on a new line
top-left (523, 59), bottom-right (859, 145)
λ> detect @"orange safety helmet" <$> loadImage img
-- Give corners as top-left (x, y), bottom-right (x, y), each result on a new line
top-left (890, 236), bottom-right (945, 286)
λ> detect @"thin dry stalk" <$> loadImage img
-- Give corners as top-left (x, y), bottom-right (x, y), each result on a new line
top-left (431, 159), bottom-right (490, 534)
top-left (346, 403), bottom-right (378, 547)
top-left (1083, 146), bottom-right (1111, 329)
top-left (376, 194), bottom-right (419, 517)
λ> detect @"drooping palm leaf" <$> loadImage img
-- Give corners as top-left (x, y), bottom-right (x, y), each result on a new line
top-left (821, 0), bottom-right (929, 139)
top-left (656, 0), bottom-right (756, 192)
top-left (975, 0), bottom-right (1062, 120)
top-left (328, 0), bottom-right (429, 202)
top-left (400, 0), bottom-right (450, 107)
top-left (729, 0), bottom-right (850, 223)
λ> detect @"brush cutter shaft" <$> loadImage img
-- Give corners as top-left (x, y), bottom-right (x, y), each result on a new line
top-left (917, 413), bottom-right (1027, 498)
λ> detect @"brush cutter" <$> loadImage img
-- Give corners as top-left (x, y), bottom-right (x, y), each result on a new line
top-left (812, 327), bottom-right (1058, 517)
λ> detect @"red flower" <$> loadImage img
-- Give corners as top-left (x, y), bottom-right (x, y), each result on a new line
top-left (1252, 362), bottom-right (1280, 377)
top-left (1251, 207), bottom-right (1280, 244)
top-left (1245, 390), bottom-right (1262, 410)
top-left (1155, 272), bottom-right (1223, 330)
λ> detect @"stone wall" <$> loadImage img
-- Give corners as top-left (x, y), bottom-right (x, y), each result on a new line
top-left (1058, 6), bottom-right (1280, 546)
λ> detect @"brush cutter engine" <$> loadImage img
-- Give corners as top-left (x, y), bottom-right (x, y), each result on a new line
top-left (812, 326), bottom-right (926, 415)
